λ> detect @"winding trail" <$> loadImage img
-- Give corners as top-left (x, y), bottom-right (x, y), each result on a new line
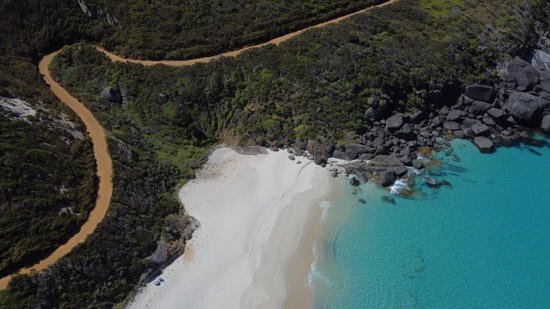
top-left (0, 52), bottom-right (113, 290)
top-left (0, 0), bottom-right (396, 290)
top-left (97, 0), bottom-right (398, 66)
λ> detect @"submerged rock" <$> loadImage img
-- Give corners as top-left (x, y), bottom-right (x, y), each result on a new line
top-left (350, 177), bottom-right (360, 186)
top-left (381, 196), bottom-right (396, 205)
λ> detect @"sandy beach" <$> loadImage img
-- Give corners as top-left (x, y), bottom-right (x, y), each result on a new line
top-left (128, 147), bottom-right (334, 308)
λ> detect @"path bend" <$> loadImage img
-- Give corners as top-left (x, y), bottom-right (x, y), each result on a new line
top-left (0, 0), bottom-right (397, 290)
top-left (0, 52), bottom-right (113, 290)
top-left (96, 0), bottom-right (398, 67)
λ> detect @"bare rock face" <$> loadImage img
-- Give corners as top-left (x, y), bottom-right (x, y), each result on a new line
top-left (505, 57), bottom-right (540, 91)
top-left (506, 92), bottom-right (542, 127)
top-left (386, 114), bottom-right (404, 132)
top-left (473, 136), bottom-right (495, 153)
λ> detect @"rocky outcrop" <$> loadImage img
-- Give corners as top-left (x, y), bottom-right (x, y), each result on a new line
top-left (473, 137), bottom-right (495, 153)
top-left (380, 171), bottom-right (396, 187)
top-left (386, 113), bottom-right (404, 132)
top-left (101, 86), bottom-right (122, 103)
top-left (506, 92), bottom-right (542, 126)
top-left (505, 57), bottom-right (540, 91)
top-left (77, 0), bottom-right (121, 27)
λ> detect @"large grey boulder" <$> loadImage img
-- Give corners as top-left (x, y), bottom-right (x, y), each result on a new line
top-left (505, 57), bottom-right (540, 91)
top-left (394, 166), bottom-right (408, 177)
top-left (443, 121), bottom-right (461, 131)
top-left (464, 84), bottom-right (495, 102)
top-left (469, 100), bottom-right (492, 115)
top-left (380, 170), bottom-right (396, 187)
top-left (446, 109), bottom-right (463, 122)
top-left (486, 108), bottom-right (507, 121)
top-left (541, 115), bottom-right (550, 133)
top-left (471, 123), bottom-right (490, 136)
top-left (412, 159), bottom-right (424, 169)
top-left (394, 123), bottom-right (416, 141)
top-left (473, 136), bottom-right (495, 153)
top-left (344, 144), bottom-right (375, 160)
top-left (100, 86), bottom-right (122, 103)
top-left (386, 114), bottom-right (404, 132)
top-left (506, 92), bottom-right (542, 126)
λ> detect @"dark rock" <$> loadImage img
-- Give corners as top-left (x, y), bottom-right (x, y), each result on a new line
top-left (394, 166), bottom-right (408, 177)
top-left (473, 136), bottom-right (495, 153)
top-left (464, 84), bottom-right (495, 102)
top-left (295, 140), bottom-right (307, 150)
top-left (471, 123), bottom-right (490, 136)
top-left (386, 114), bottom-right (404, 132)
top-left (100, 86), bottom-right (122, 103)
top-left (344, 144), bottom-right (375, 160)
top-left (487, 108), bottom-right (507, 121)
top-left (380, 170), bottom-right (396, 187)
top-left (332, 149), bottom-right (348, 160)
top-left (381, 196), bottom-right (396, 204)
top-left (505, 57), bottom-right (540, 91)
top-left (350, 177), bottom-right (360, 186)
top-left (469, 100), bottom-right (492, 115)
top-left (375, 146), bottom-right (390, 155)
top-left (410, 111), bottom-right (427, 123)
top-left (307, 140), bottom-right (335, 157)
top-left (453, 130), bottom-right (465, 138)
top-left (462, 117), bottom-right (476, 128)
top-left (412, 159), bottom-right (424, 169)
top-left (287, 148), bottom-right (293, 153)
top-left (314, 155), bottom-right (326, 165)
top-left (541, 115), bottom-right (550, 133)
top-left (443, 121), bottom-right (461, 131)
top-left (400, 156), bottom-right (413, 166)
top-left (446, 110), bottom-right (462, 122)
top-left (358, 198), bottom-right (367, 204)
top-left (424, 177), bottom-right (442, 188)
top-left (365, 107), bottom-right (376, 119)
top-left (506, 92), bottom-right (542, 126)
top-left (288, 155), bottom-right (295, 161)
top-left (482, 115), bottom-right (496, 126)
top-left (394, 123), bottom-right (416, 141)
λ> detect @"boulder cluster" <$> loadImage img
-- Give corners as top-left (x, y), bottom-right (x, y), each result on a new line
top-left (286, 44), bottom-right (550, 188)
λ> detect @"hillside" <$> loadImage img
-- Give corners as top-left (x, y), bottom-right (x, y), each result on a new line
top-left (1, 0), bottom-right (549, 307)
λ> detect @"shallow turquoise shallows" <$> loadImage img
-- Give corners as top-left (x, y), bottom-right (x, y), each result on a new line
top-left (311, 137), bottom-right (550, 309)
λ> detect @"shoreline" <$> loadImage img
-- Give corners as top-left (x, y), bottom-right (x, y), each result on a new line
top-left (128, 147), bottom-right (334, 308)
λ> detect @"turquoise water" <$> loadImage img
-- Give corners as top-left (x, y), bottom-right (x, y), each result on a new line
top-left (311, 137), bottom-right (550, 308)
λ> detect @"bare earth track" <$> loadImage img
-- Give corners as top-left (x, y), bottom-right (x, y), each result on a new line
top-left (0, 0), bottom-right (396, 290)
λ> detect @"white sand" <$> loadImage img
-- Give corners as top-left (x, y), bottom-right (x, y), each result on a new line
top-left (128, 147), bottom-right (332, 309)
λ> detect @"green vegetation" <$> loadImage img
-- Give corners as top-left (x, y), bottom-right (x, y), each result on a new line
top-left (0, 108), bottom-right (96, 277)
top-left (87, 0), bottom-right (384, 60)
top-left (1, 0), bottom-right (550, 307)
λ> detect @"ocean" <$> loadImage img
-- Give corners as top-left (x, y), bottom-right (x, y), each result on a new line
top-left (311, 136), bottom-right (550, 308)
